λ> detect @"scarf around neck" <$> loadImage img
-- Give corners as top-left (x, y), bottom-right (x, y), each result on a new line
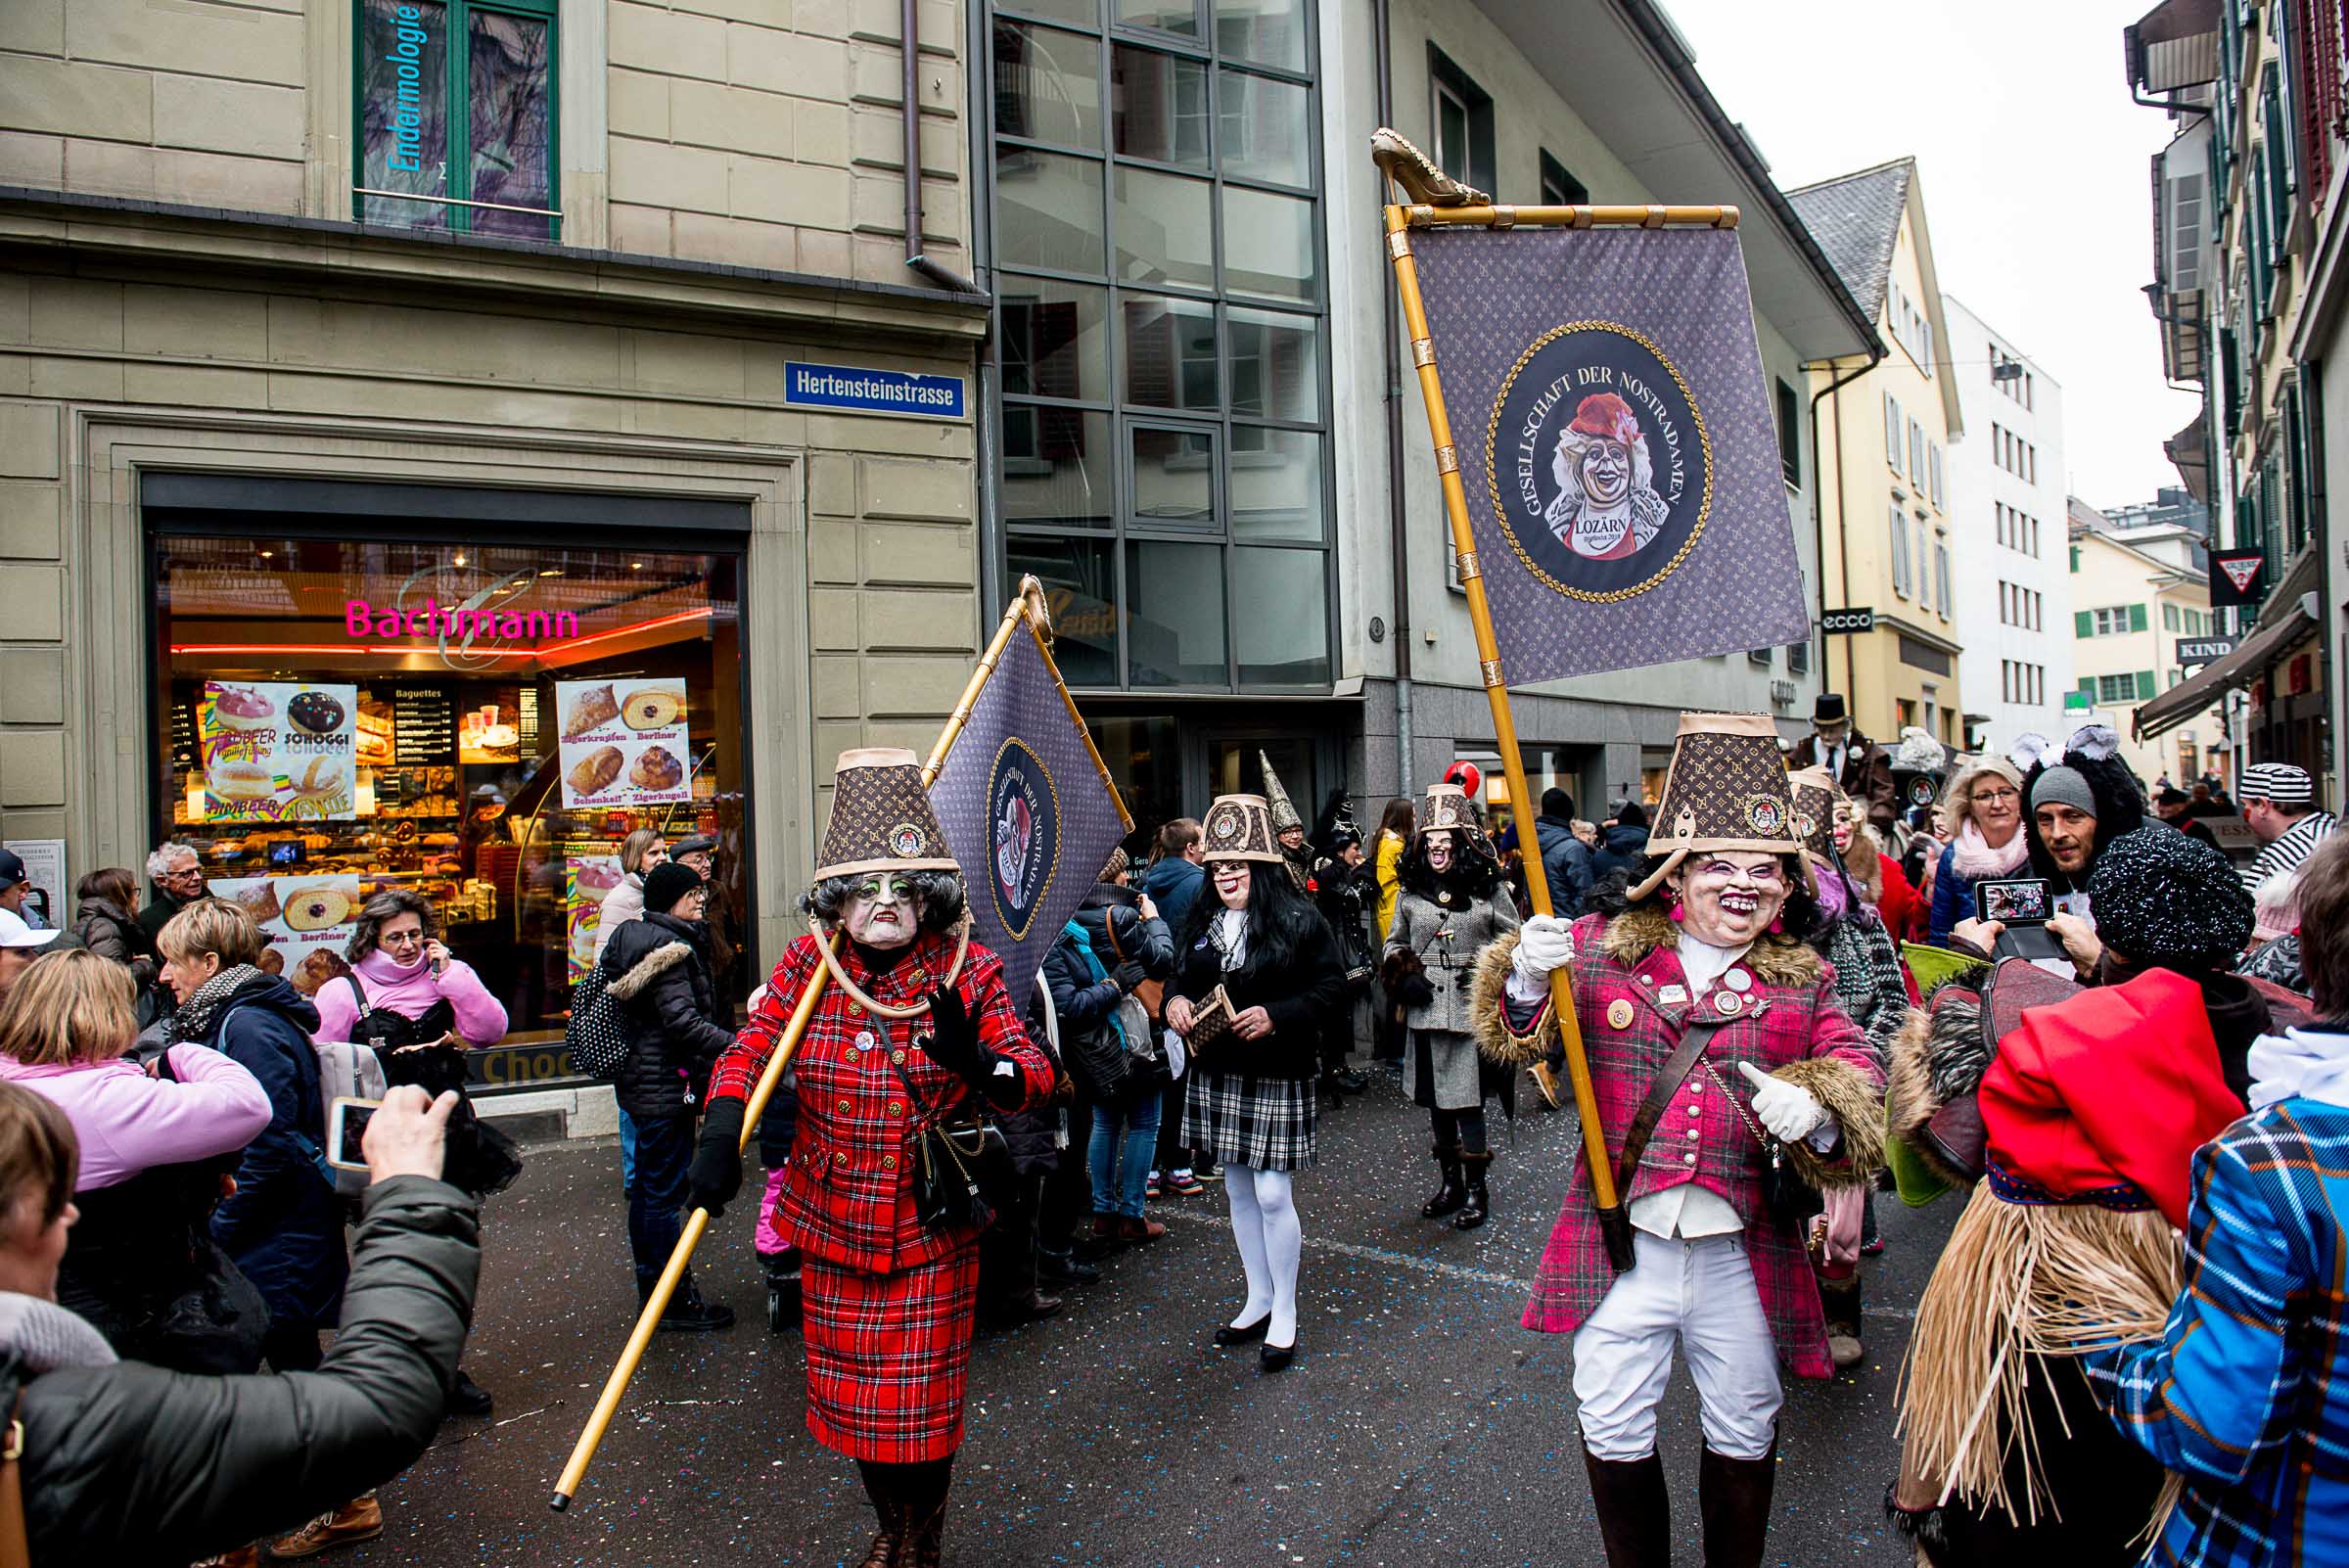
top-left (1209, 906), bottom-right (1249, 972)
top-left (167, 962), bottom-right (266, 1044)
top-left (2247, 1026), bottom-right (2349, 1111)
top-left (0, 1292), bottom-right (117, 1374)
top-left (1950, 818), bottom-right (2030, 880)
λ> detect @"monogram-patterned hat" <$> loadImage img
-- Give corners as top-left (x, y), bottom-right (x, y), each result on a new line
top-left (1260, 751), bottom-right (1305, 834)
top-left (1200, 793), bottom-right (1284, 863)
top-left (1417, 782), bottom-right (1476, 838)
top-left (1786, 764), bottom-right (1843, 897)
top-left (814, 747), bottom-right (961, 879)
top-left (1629, 713), bottom-right (1802, 900)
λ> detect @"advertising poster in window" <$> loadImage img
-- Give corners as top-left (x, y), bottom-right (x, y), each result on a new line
top-left (199, 681), bottom-right (359, 822)
top-left (554, 678), bottom-right (690, 807)
top-left (565, 854), bottom-right (622, 984)
top-left (205, 873), bottom-right (365, 998)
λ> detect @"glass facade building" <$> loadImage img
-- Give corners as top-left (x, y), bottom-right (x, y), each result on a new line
top-left (985, 0), bottom-right (1335, 697)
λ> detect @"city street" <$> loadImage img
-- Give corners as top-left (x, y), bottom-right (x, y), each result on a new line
top-left (347, 1076), bottom-right (1953, 1567)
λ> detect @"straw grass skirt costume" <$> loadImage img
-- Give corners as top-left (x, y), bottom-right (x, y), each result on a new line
top-left (697, 750), bottom-right (1051, 1566)
top-left (1482, 715), bottom-right (1885, 1568)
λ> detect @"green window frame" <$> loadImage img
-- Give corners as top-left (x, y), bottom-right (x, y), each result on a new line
top-left (352, 0), bottom-right (561, 240)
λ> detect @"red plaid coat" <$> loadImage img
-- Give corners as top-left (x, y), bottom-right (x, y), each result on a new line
top-left (709, 929), bottom-right (1051, 1274)
top-left (1488, 907), bottom-right (1883, 1380)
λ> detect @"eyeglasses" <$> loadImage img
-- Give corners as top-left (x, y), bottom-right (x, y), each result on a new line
top-left (1971, 788), bottom-right (2020, 805)
top-left (382, 929), bottom-right (427, 946)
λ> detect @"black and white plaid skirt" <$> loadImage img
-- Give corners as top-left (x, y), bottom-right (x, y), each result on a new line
top-left (1182, 1069), bottom-right (1316, 1172)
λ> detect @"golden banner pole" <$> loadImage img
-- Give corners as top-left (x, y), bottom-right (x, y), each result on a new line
top-left (551, 580), bottom-right (1053, 1511)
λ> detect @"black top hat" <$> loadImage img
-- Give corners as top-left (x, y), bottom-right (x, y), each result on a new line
top-left (1813, 694), bottom-right (1850, 727)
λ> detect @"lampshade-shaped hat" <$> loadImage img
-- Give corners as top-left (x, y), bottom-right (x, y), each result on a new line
top-left (1629, 714), bottom-right (1802, 899)
top-left (813, 748), bottom-right (961, 880)
top-left (1199, 794), bottom-right (1284, 863)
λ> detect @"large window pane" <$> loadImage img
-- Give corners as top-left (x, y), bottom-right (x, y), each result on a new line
top-left (1220, 69), bottom-right (1311, 187)
top-left (1228, 428), bottom-right (1322, 541)
top-left (467, 10), bottom-right (554, 236)
top-left (1116, 0), bottom-right (1199, 39)
top-left (995, 148), bottom-right (1107, 274)
top-left (1221, 185), bottom-right (1315, 301)
top-left (1127, 539), bottom-right (1225, 685)
top-left (1112, 45), bottom-right (1209, 168)
top-left (999, 0), bottom-right (1100, 27)
top-left (1002, 278), bottom-right (1108, 401)
top-left (1115, 166), bottom-right (1215, 289)
top-left (1225, 304), bottom-right (1316, 421)
top-left (1008, 534), bottom-right (1118, 685)
top-left (1232, 546), bottom-right (1328, 683)
top-left (1216, 0), bottom-right (1306, 70)
top-left (359, 0), bottom-right (450, 230)
top-left (1120, 293), bottom-right (1218, 411)
top-left (993, 21), bottom-right (1103, 150)
top-left (1129, 424), bottom-right (1216, 526)
top-left (1002, 408), bottom-right (1112, 530)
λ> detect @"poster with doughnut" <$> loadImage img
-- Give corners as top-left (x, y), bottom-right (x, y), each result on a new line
top-left (564, 854), bottom-right (623, 985)
top-left (199, 681), bottom-right (359, 823)
top-left (205, 873), bottom-right (364, 996)
top-left (554, 678), bottom-right (690, 808)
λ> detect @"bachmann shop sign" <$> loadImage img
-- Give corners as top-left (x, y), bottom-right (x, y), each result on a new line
top-left (784, 362), bottom-right (966, 419)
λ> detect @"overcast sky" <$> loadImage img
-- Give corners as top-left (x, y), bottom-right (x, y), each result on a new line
top-left (1663, 0), bottom-right (2200, 510)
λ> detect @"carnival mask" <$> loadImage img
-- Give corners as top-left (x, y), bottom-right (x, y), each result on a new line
top-left (844, 874), bottom-right (922, 949)
top-left (1425, 829), bottom-right (1455, 873)
top-left (1672, 855), bottom-right (1787, 947)
top-left (1579, 438), bottom-right (1631, 509)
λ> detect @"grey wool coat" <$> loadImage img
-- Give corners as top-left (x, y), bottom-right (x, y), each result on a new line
top-left (1386, 886), bottom-right (1520, 1110)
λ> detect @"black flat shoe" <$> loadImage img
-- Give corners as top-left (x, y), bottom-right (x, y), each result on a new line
top-left (1214, 1315), bottom-right (1270, 1347)
top-left (1259, 1342), bottom-right (1296, 1373)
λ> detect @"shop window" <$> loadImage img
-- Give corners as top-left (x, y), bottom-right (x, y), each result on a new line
top-left (356, 0), bottom-right (558, 239)
top-left (154, 530), bottom-right (745, 1049)
top-left (1008, 534), bottom-right (1118, 684)
top-left (1231, 545), bottom-right (1328, 683)
top-left (1113, 45), bottom-right (1209, 168)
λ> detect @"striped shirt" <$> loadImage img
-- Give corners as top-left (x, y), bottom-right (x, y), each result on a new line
top-left (2239, 808), bottom-right (2337, 892)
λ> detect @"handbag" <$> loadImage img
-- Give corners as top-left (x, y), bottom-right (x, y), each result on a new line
top-left (1182, 985), bottom-right (1237, 1059)
top-left (1708, 1063), bottom-right (1826, 1231)
top-left (888, 1047), bottom-right (1012, 1234)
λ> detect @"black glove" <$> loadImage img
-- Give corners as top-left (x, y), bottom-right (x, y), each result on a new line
top-left (1112, 961), bottom-right (1148, 993)
top-left (920, 988), bottom-right (1024, 1112)
top-left (1397, 972), bottom-right (1436, 1009)
top-left (688, 1097), bottom-right (747, 1217)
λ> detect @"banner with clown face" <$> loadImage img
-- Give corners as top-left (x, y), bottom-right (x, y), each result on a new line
top-left (1409, 226), bottom-right (1810, 681)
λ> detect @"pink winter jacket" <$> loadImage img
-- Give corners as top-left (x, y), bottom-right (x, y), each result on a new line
top-left (310, 948), bottom-right (510, 1046)
top-left (0, 1046), bottom-right (271, 1191)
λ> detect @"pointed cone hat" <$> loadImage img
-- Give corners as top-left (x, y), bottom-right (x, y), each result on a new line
top-left (1260, 751), bottom-right (1304, 834)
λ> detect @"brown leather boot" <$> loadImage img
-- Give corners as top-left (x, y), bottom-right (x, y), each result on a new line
top-left (903, 1491), bottom-right (947, 1568)
top-left (1816, 1267), bottom-right (1864, 1368)
top-left (1698, 1441), bottom-right (1777, 1568)
top-left (854, 1493), bottom-right (905, 1568)
top-left (1581, 1446), bottom-right (1670, 1568)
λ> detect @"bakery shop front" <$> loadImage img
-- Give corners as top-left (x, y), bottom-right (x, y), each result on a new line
top-left (149, 481), bottom-right (755, 1078)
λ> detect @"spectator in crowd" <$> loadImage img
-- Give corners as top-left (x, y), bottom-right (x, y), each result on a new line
top-left (603, 862), bottom-right (737, 1332)
top-left (69, 867), bottom-right (160, 997)
top-left (1142, 818), bottom-right (1213, 1196)
top-left (990, 972), bottom-right (1074, 1328)
top-left (668, 834), bottom-right (741, 996)
top-left (2239, 868), bottom-right (2307, 994)
top-left (311, 888), bottom-right (515, 1415)
top-left (2082, 831), bottom-right (2349, 1567)
top-left (1310, 827), bottom-right (1374, 1098)
top-left (0, 909), bottom-right (60, 1001)
top-left (2153, 786), bottom-right (2223, 851)
top-left (1572, 819), bottom-right (1599, 851)
top-left (0, 851), bottom-right (39, 930)
top-left (2236, 761), bottom-right (2338, 894)
top-left (1588, 801), bottom-right (1651, 888)
top-left (591, 828), bottom-right (670, 964)
top-left (1533, 788), bottom-right (1594, 915)
top-left (137, 842), bottom-right (204, 946)
top-left (1954, 728), bottom-right (2145, 972)
top-left (1060, 854), bottom-right (1175, 1248)
top-left (0, 1079), bottom-right (480, 1566)
top-left (1834, 801), bottom-right (1923, 945)
top-left (0, 949), bottom-right (270, 1372)
top-left (1370, 798), bottom-right (1414, 1064)
top-left (1926, 756), bottom-right (2030, 942)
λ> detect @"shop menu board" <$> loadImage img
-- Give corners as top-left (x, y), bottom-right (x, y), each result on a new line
top-left (207, 873), bottom-right (364, 997)
top-left (554, 678), bottom-right (690, 807)
top-left (565, 853), bottom-right (623, 984)
top-left (199, 681), bottom-right (358, 822)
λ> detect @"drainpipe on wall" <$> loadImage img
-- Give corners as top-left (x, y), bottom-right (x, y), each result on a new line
top-left (904, 0), bottom-right (987, 299)
top-left (1809, 350), bottom-right (1879, 711)
top-left (1375, 0), bottom-right (1415, 797)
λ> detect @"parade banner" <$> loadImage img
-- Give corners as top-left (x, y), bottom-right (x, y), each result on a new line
top-left (1407, 225), bottom-right (1811, 681)
top-left (928, 598), bottom-right (1130, 1010)
top-left (555, 678), bottom-right (690, 807)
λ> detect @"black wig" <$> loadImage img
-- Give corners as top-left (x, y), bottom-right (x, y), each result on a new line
top-left (1397, 821), bottom-right (1505, 902)
top-left (1177, 859), bottom-right (1324, 981)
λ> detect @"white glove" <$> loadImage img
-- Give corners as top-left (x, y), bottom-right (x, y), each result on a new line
top-left (1736, 1061), bottom-right (1828, 1142)
top-left (1512, 915), bottom-right (1574, 986)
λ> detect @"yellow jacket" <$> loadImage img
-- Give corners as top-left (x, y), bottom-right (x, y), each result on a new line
top-left (1374, 830), bottom-right (1405, 944)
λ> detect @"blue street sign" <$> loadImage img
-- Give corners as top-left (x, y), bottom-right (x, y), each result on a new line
top-left (783, 361), bottom-right (966, 419)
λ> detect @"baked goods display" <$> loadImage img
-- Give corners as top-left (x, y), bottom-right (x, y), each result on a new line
top-left (287, 690), bottom-right (345, 736)
top-left (207, 761), bottom-right (276, 802)
top-left (568, 744), bottom-right (624, 796)
top-left (573, 860), bottom-right (622, 902)
top-left (235, 882), bottom-right (283, 926)
top-left (209, 685), bottom-right (276, 733)
top-left (563, 684), bottom-right (619, 738)
top-left (622, 688), bottom-right (684, 730)
top-left (294, 948), bottom-right (351, 996)
top-left (286, 758), bottom-right (349, 818)
top-left (628, 745), bottom-right (684, 791)
top-left (283, 884), bottom-right (352, 933)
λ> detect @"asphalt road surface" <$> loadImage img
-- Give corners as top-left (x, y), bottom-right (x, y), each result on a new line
top-left (343, 1069), bottom-right (1954, 1566)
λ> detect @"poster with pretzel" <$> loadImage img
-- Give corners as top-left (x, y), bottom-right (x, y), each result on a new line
top-left (554, 679), bottom-right (691, 807)
top-left (198, 681), bottom-right (359, 823)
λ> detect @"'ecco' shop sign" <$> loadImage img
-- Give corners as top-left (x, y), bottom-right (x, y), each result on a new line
top-left (783, 362), bottom-right (966, 420)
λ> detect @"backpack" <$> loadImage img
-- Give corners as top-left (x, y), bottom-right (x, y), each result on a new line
top-left (564, 963), bottom-right (630, 1080)
top-left (1060, 918), bottom-right (1166, 1105)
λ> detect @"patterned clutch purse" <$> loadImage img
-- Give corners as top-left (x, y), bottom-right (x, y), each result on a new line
top-left (1185, 985), bottom-right (1238, 1057)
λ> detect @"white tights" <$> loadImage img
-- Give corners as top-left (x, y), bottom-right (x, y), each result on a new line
top-left (1223, 1163), bottom-right (1302, 1348)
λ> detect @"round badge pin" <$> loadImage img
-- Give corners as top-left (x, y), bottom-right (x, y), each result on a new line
top-left (1606, 998), bottom-right (1635, 1030)
top-left (1725, 969), bottom-right (1752, 993)
top-left (1715, 991), bottom-right (1744, 1017)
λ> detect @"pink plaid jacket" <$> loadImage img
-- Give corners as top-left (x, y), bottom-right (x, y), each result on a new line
top-left (710, 930), bottom-right (1051, 1273)
top-left (1492, 907), bottom-right (1882, 1380)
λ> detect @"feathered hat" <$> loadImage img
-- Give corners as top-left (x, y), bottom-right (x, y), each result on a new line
top-left (1259, 751), bottom-right (1304, 835)
top-left (813, 748), bottom-right (960, 880)
top-left (1199, 794), bottom-right (1284, 864)
top-left (1629, 713), bottom-right (1803, 899)
top-left (1890, 726), bottom-right (1951, 811)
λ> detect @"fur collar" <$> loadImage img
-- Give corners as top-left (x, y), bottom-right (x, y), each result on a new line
top-left (1595, 904), bottom-right (1821, 989)
top-left (609, 940), bottom-right (694, 1001)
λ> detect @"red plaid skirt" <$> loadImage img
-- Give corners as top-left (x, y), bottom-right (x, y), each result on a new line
top-left (800, 1243), bottom-right (981, 1462)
